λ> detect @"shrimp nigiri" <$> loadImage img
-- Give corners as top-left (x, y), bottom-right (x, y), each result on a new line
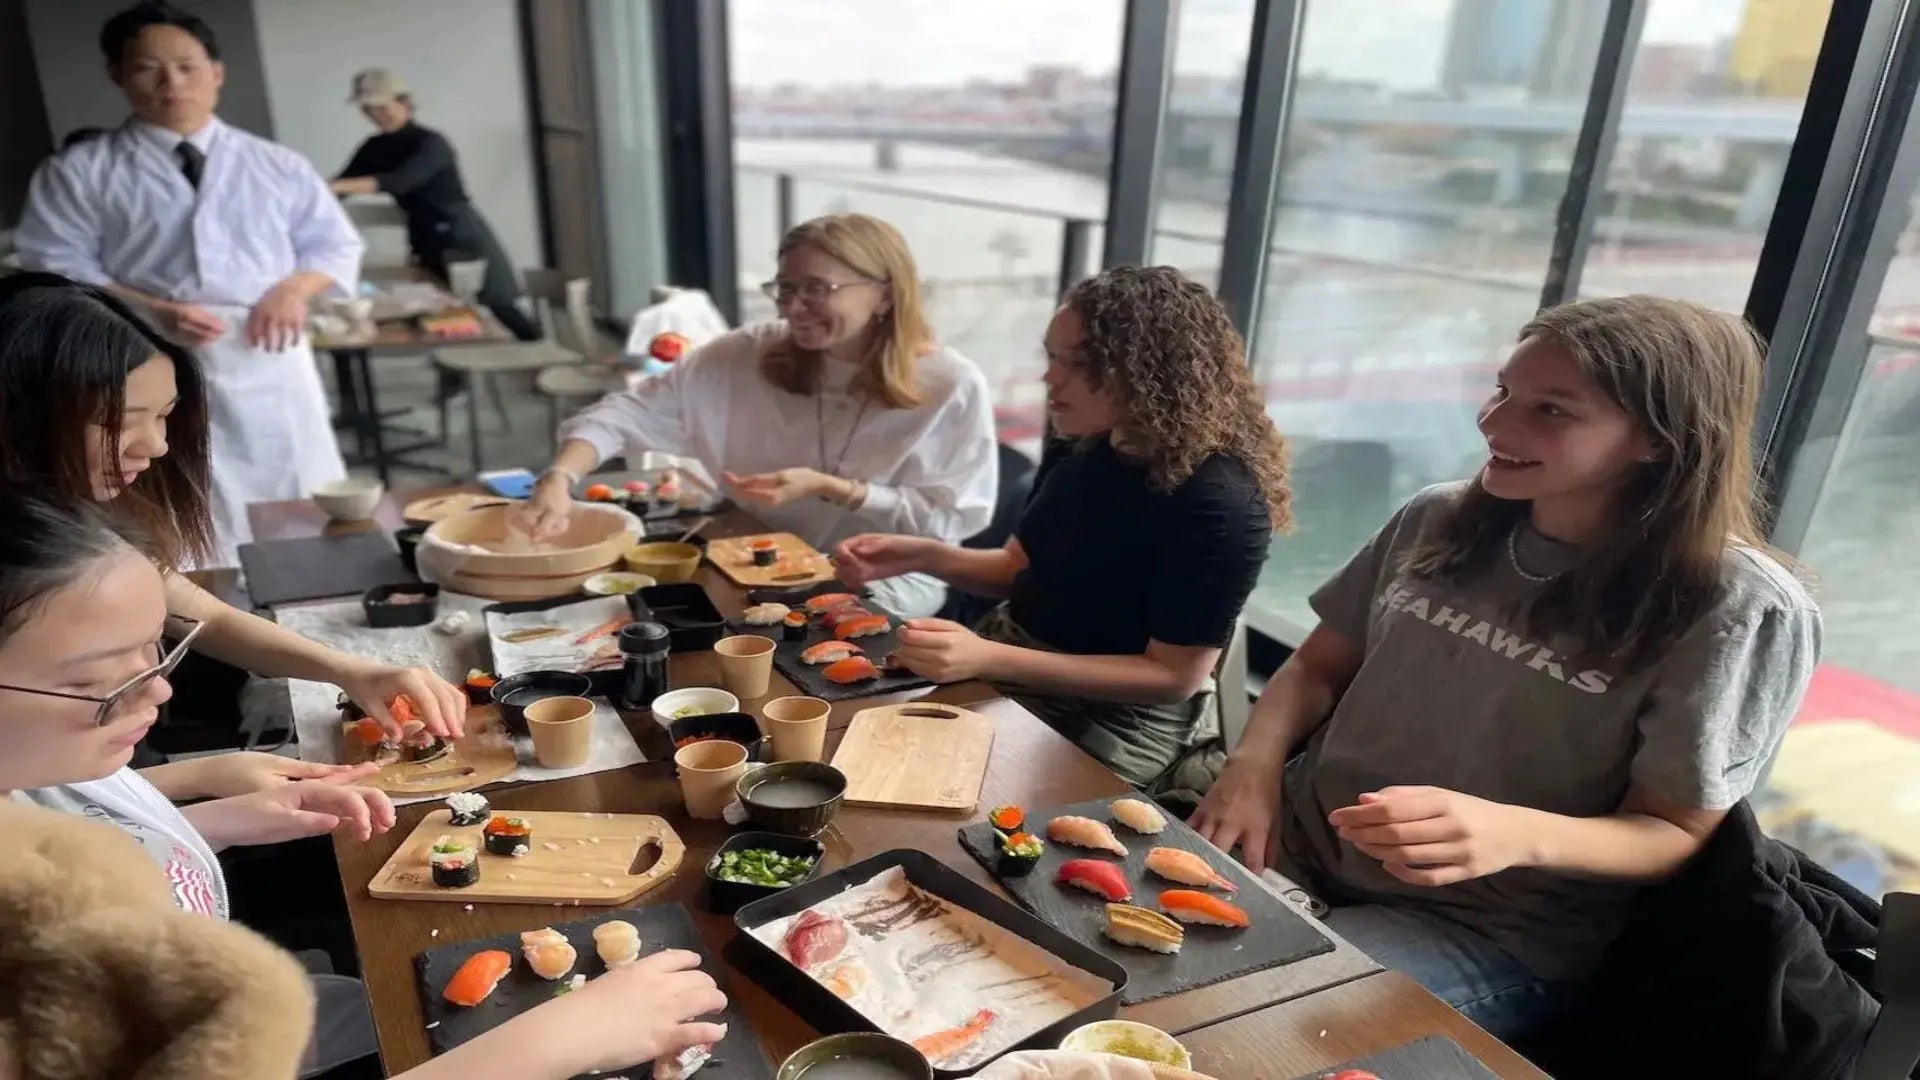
top-left (1158, 889), bottom-right (1251, 928)
top-left (519, 927), bottom-right (577, 980)
top-left (1047, 815), bottom-right (1129, 857)
top-left (1145, 846), bottom-right (1237, 891)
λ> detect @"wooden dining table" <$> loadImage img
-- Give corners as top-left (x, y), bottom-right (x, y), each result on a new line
top-left (245, 491), bottom-right (1545, 1078)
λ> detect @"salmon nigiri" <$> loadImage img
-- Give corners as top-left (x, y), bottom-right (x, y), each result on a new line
top-left (823, 655), bottom-right (880, 684)
top-left (800, 640), bottom-right (863, 665)
top-left (442, 949), bottom-right (512, 1006)
top-left (1158, 888), bottom-right (1250, 928)
top-left (1145, 846), bottom-right (1237, 891)
top-left (832, 615), bottom-right (891, 640)
top-left (804, 592), bottom-right (861, 613)
top-left (1047, 815), bottom-right (1129, 857)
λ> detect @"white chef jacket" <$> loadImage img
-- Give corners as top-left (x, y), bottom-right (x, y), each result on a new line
top-left (561, 321), bottom-right (1000, 615)
top-left (14, 117), bottom-right (364, 566)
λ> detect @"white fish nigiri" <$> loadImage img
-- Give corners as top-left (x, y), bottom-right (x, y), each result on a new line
top-left (1110, 797), bottom-right (1167, 835)
top-left (520, 927), bottom-right (578, 980)
top-left (592, 919), bottom-right (641, 968)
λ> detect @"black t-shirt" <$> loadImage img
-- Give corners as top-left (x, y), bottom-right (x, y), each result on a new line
top-left (339, 123), bottom-right (469, 237)
top-left (1009, 439), bottom-right (1272, 656)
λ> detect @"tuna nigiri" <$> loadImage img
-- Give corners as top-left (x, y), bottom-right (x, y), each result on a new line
top-left (1047, 815), bottom-right (1129, 857)
top-left (804, 592), bottom-right (862, 613)
top-left (823, 655), bottom-right (881, 684)
top-left (832, 615), bottom-right (892, 640)
top-left (912, 1008), bottom-right (997, 1066)
top-left (800, 640), bottom-right (864, 665)
top-left (1111, 797), bottom-right (1168, 834)
top-left (783, 909), bottom-right (849, 969)
top-left (520, 927), bottom-right (577, 980)
top-left (1159, 889), bottom-right (1251, 928)
top-left (1145, 846), bottom-right (1237, 891)
top-left (1056, 858), bottom-right (1133, 902)
top-left (441, 949), bottom-right (512, 1007)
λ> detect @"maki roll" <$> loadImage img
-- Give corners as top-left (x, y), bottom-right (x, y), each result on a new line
top-left (462, 669), bottom-right (498, 707)
top-left (781, 610), bottom-right (809, 642)
top-left (749, 537), bottom-right (779, 567)
top-left (445, 791), bottom-right (491, 827)
top-left (429, 837), bottom-right (480, 888)
top-left (483, 815), bottom-right (532, 857)
top-left (998, 831), bottom-right (1045, 877)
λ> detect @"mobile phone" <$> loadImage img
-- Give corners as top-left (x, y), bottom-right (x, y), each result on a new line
top-left (477, 468), bottom-right (538, 499)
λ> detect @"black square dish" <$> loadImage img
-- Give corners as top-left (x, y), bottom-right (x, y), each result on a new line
top-left (630, 583), bottom-right (725, 651)
top-left (705, 830), bottom-right (826, 916)
top-left (363, 583), bottom-right (441, 628)
top-left (667, 711), bottom-right (769, 769)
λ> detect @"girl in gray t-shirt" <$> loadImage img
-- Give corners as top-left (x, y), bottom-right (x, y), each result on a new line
top-left (1193, 296), bottom-right (1820, 1041)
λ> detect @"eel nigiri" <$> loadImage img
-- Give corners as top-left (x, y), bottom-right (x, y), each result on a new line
top-left (912, 1008), bottom-right (997, 1066)
top-left (823, 655), bottom-right (881, 684)
top-left (1047, 815), bottom-right (1129, 857)
top-left (1057, 858), bottom-right (1133, 902)
top-left (804, 592), bottom-right (862, 613)
top-left (520, 927), bottom-right (578, 980)
top-left (1145, 846), bottom-right (1237, 891)
top-left (832, 615), bottom-right (891, 640)
top-left (441, 949), bottom-right (512, 1007)
top-left (783, 910), bottom-right (849, 969)
top-left (1159, 889), bottom-right (1251, 928)
top-left (592, 919), bottom-right (641, 968)
top-left (800, 640), bottom-right (864, 665)
top-left (1103, 903), bottom-right (1184, 954)
top-left (1111, 797), bottom-right (1168, 835)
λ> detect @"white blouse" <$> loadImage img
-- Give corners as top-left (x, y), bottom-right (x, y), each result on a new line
top-left (561, 320), bottom-right (999, 551)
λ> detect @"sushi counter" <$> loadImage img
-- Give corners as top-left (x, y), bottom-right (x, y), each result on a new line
top-left (239, 491), bottom-right (1548, 1079)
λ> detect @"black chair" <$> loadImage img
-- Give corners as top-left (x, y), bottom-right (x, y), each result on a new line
top-left (937, 442), bottom-right (1038, 626)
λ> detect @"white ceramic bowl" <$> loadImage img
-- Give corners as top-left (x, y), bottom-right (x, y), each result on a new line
top-left (582, 571), bottom-right (656, 596)
top-left (310, 478), bottom-right (385, 522)
top-left (651, 686), bottom-right (741, 728)
top-left (1060, 1020), bottom-right (1192, 1069)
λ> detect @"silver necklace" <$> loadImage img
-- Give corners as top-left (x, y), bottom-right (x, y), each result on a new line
top-left (816, 387), bottom-right (872, 477)
top-left (1506, 527), bottom-right (1557, 584)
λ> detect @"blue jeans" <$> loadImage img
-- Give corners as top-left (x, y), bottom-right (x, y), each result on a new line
top-left (1321, 904), bottom-right (1574, 1041)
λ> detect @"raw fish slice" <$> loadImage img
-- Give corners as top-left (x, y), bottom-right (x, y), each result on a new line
top-left (1110, 797), bottom-right (1168, 834)
top-left (800, 640), bottom-right (864, 665)
top-left (441, 949), bottom-right (512, 1007)
top-left (782, 909), bottom-right (849, 969)
top-left (592, 919), bottom-right (641, 967)
top-left (1046, 815), bottom-right (1129, 857)
top-left (1145, 846), bottom-right (1237, 891)
top-left (1158, 889), bottom-right (1250, 928)
top-left (912, 1008), bottom-right (997, 1066)
top-left (823, 655), bottom-right (881, 684)
top-left (519, 927), bottom-right (578, 980)
top-left (1055, 858), bottom-right (1133, 902)
top-left (804, 592), bottom-right (862, 613)
top-left (820, 962), bottom-right (870, 1000)
top-left (833, 615), bottom-right (892, 640)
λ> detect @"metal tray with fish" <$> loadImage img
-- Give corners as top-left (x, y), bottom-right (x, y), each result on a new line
top-left (732, 849), bottom-right (1126, 1077)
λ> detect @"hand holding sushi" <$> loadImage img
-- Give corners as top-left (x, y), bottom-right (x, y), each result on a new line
top-left (334, 659), bottom-right (469, 741)
top-left (894, 617), bottom-right (1002, 682)
top-left (722, 466), bottom-right (850, 508)
top-left (181, 779), bottom-right (397, 850)
top-left (1188, 755), bottom-right (1285, 874)
top-left (1328, 785), bottom-right (1534, 886)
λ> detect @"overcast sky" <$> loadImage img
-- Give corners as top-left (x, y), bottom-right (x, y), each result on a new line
top-left (729, 0), bottom-right (1752, 92)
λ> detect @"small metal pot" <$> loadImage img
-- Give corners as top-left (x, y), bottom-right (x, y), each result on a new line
top-left (775, 1033), bottom-right (932, 1080)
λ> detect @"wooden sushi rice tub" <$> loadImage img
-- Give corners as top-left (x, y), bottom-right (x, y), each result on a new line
top-left (417, 502), bottom-right (641, 602)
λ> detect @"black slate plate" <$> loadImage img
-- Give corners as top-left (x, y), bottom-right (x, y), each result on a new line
top-left (241, 532), bottom-right (413, 607)
top-left (957, 795), bottom-right (1335, 1005)
top-left (746, 582), bottom-right (932, 702)
top-left (413, 904), bottom-right (772, 1080)
top-left (1286, 1035), bottom-right (1500, 1079)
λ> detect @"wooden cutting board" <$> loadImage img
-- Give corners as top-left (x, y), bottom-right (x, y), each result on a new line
top-left (339, 704), bottom-right (521, 798)
top-left (705, 531), bottom-right (836, 587)
top-left (367, 808), bottom-right (685, 905)
top-left (829, 702), bottom-right (995, 812)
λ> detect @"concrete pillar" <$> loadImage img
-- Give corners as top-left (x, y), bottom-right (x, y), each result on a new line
top-left (874, 138), bottom-right (900, 172)
top-left (1739, 149), bottom-right (1789, 231)
top-left (1491, 138), bottom-right (1529, 206)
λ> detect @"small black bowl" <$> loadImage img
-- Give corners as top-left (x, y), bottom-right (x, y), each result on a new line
top-left (667, 711), bottom-right (768, 770)
top-left (393, 524), bottom-right (428, 576)
top-left (631, 583), bottom-right (725, 652)
top-left (490, 670), bottom-right (592, 736)
top-left (705, 830), bottom-right (826, 916)
top-left (738, 761), bottom-right (847, 837)
top-left (363, 583), bottom-right (440, 628)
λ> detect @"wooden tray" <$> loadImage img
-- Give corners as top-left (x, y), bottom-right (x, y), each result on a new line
top-left (401, 491), bottom-right (511, 525)
top-left (957, 795), bottom-right (1336, 1005)
top-left (368, 808), bottom-right (685, 906)
top-left (705, 531), bottom-right (835, 587)
top-left (831, 702), bottom-right (995, 812)
top-left (339, 704), bottom-right (520, 798)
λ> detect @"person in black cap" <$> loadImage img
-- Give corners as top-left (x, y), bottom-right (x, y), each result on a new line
top-left (332, 68), bottom-right (539, 341)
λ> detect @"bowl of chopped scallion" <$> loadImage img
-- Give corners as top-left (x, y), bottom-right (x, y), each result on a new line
top-left (704, 830), bottom-right (826, 914)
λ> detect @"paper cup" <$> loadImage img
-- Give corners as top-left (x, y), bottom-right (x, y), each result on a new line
top-left (524, 695), bottom-right (594, 768)
top-left (714, 634), bottom-right (776, 699)
top-left (676, 738), bottom-right (749, 819)
top-left (762, 695), bottom-right (831, 763)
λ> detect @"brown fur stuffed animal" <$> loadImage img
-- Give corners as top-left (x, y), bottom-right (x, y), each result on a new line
top-left (0, 800), bottom-right (313, 1080)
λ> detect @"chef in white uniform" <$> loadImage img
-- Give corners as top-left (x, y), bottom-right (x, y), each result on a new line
top-left (15, 2), bottom-right (363, 567)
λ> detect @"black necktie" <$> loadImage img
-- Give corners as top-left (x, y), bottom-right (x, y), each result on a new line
top-left (175, 141), bottom-right (205, 190)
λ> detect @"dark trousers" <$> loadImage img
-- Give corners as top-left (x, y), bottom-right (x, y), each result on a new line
top-left (416, 202), bottom-right (541, 342)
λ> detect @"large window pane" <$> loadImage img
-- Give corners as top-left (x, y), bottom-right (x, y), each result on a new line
top-left (1151, 0), bottom-right (1257, 287)
top-left (1582, 0), bottom-right (1828, 306)
top-left (727, 0), bottom-right (1123, 451)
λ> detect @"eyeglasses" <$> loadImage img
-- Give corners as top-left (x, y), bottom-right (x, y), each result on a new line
top-left (759, 277), bottom-right (879, 306)
top-left (0, 618), bottom-right (204, 728)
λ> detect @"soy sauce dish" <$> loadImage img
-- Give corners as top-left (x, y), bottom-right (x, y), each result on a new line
top-left (737, 761), bottom-right (847, 837)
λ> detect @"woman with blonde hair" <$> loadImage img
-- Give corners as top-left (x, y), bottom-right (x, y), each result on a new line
top-left (516, 213), bottom-right (997, 616)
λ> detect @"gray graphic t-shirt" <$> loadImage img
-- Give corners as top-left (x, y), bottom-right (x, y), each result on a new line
top-left (1283, 482), bottom-right (1819, 981)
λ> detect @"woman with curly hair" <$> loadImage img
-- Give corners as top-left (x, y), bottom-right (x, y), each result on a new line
top-left (837, 265), bottom-right (1291, 790)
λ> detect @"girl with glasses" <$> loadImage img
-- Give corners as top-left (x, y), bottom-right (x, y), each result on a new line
top-left (0, 272), bottom-right (466, 773)
top-left (515, 213), bottom-right (999, 618)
